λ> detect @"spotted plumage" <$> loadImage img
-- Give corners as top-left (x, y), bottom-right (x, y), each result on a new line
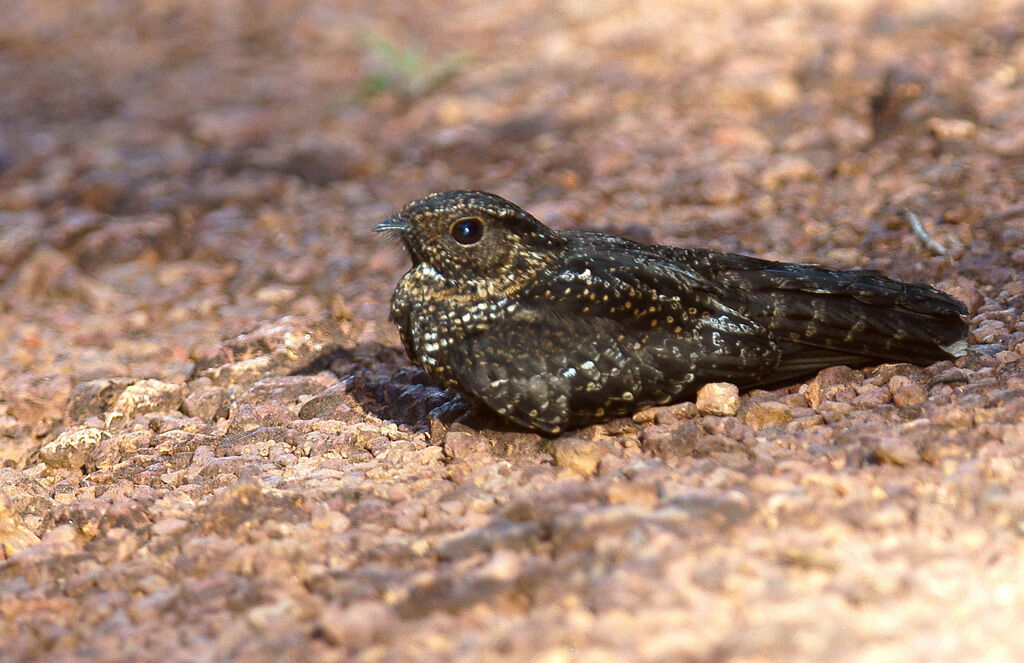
top-left (375, 190), bottom-right (968, 434)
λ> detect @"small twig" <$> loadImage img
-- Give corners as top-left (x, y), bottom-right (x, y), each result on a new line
top-left (897, 208), bottom-right (947, 256)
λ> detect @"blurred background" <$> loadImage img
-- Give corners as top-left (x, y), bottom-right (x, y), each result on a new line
top-left (3, 0), bottom-right (1022, 421)
top-left (2, 0), bottom-right (1023, 440)
top-left (3, 2), bottom-right (1024, 661)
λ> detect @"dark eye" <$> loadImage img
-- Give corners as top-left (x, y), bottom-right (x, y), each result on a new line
top-left (450, 217), bottom-right (484, 245)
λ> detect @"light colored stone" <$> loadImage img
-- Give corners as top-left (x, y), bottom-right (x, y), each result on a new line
top-left (39, 426), bottom-right (106, 469)
top-left (695, 382), bottom-right (741, 416)
top-left (743, 401), bottom-right (794, 431)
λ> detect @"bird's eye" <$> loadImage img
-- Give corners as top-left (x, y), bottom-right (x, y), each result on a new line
top-left (450, 217), bottom-right (484, 245)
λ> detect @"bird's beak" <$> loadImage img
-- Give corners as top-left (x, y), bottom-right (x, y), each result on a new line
top-left (374, 215), bottom-right (410, 234)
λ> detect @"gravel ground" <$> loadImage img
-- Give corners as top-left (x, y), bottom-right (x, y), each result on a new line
top-left (2, 1), bottom-right (1024, 661)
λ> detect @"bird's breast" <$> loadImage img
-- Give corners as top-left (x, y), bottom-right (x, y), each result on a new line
top-left (392, 266), bottom-right (527, 385)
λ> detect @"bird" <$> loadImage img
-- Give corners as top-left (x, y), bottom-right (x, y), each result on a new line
top-left (375, 190), bottom-right (969, 435)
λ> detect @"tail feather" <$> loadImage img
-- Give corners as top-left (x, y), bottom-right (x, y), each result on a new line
top-left (681, 249), bottom-right (969, 373)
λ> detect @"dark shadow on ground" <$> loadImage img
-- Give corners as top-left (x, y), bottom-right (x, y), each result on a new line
top-left (292, 342), bottom-right (552, 437)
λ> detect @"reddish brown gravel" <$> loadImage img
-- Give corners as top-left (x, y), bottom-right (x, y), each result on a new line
top-left (3, 1), bottom-right (1024, 661)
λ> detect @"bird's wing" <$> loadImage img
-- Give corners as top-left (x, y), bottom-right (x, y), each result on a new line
top-left (444, 315), bottom-right (626, 434)
top-left (445, 249), bottom-right (783, 433)
top-left (534, 244), bottom-right (784, 384)
top-left (657, 247), bottom-right (968, 364)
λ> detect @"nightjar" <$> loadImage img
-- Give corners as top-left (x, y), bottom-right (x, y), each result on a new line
top-left (375, 190), bottom-right (968, 435)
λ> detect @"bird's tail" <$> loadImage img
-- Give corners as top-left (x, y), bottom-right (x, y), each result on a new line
top-left (691, 249), bottom-right (969, 384)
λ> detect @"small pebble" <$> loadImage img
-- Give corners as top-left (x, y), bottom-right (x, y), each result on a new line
top-left (695, 382), bottom-right (741, 416)
top-left (889, 375), bottom-right (927, 408)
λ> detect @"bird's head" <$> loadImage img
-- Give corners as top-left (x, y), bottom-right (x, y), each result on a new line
top-left (375, 190), bottom-right (565, 288)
